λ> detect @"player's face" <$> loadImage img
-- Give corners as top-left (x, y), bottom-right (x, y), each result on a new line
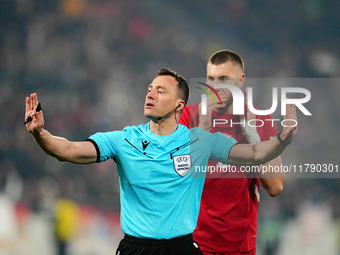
top-left (144, 75), bottom-right (180, 119)
top-left (206, 61), bottom-right (245, 108)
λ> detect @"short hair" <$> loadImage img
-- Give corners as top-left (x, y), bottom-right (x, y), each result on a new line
top-left (157, 68), bottom-right (190, 106)
top-left (208, 49), bottom-right (245, 72)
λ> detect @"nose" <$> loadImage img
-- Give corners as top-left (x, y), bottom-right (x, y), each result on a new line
top-left (147, 89), bottom-right (156, 100)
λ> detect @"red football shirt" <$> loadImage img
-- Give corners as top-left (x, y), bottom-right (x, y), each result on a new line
top-left (179, 103), bottom-right (277, 253)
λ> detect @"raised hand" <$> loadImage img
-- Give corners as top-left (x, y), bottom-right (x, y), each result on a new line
top-left (240, 88), bottom-right (261, 144)
top-left (198, 91), bottom-right (228, 130)
top-left (280, 102), bottom-right (298, 143)
top-left (25, 93), bottom-right (44, 135)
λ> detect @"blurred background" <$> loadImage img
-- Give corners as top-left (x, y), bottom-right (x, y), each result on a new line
top-left (0, 0), bottom-right (339, 254)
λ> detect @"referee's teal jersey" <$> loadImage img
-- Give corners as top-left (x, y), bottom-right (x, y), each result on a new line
top-left (88, 123), bottom-right (237, 239)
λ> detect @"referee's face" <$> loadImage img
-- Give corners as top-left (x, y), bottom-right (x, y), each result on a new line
top-left (144, 75), bottom-right (180, 119)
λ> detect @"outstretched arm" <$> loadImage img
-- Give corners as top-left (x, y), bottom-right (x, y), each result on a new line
top-left (25, 93), bottom-right (97, 164)
top-left (258, 156), bottom-right (285, 197)
top-left (241, 88), bottom-right (285, 196)
top-left (228, 103), bottom-right (297, 166)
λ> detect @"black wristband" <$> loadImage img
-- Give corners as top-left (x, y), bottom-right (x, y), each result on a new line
top-left (277, 131), bottom-right (291, 145)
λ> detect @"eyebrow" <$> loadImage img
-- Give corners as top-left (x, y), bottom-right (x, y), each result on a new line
top-left (148, 84), bottom-right (167, 90)
top-left (207, 75), bottom-right (231, 79)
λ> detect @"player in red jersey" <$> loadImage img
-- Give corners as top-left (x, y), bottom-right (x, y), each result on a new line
top-left (179, 50), bottom-right (285, 255)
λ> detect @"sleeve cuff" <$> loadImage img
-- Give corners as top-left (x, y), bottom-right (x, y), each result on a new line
top-left (86, 138), bottom-right (100, 163)
top-left (226, 142), bottom-right (239, 165)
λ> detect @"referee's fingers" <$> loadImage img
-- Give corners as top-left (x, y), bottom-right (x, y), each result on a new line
top-left (33, 93), bottom-right (38, 109)
top-left (25, 97), bottom-right (30, 114)
top-left (285, 103), bottom-right (294, 118)
top-left (30, 93), bottom-right (34, 110)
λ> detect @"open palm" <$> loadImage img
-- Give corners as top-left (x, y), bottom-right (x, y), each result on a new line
top-left (25, 93), bottom-right (44, 135)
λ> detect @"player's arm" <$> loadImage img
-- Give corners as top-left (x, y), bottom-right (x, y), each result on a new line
top-left (258, 157), bottom-right (285, 196)
top-left (25, 93), bottom-right (97, 164)
top-left (228, 103), bottom-right (297, 166)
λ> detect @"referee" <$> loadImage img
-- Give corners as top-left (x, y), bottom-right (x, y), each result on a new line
top-left (25, 68), bottom-right (297, 255)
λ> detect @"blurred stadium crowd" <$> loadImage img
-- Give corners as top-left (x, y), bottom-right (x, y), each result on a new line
top-left (0, 0), bottom-right (340, 254)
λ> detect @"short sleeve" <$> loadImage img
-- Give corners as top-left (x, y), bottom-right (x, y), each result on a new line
top-left (209, 132), bottom-right (238, 164)
top-left (87, 131), bottom-right (123, 162)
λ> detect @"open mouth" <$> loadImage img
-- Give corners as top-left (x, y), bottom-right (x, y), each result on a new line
top-left (145, 103), bottom-right (155, 108)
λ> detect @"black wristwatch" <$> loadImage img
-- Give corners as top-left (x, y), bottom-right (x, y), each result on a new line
top-left (277, 131), bottom-right (291, 145)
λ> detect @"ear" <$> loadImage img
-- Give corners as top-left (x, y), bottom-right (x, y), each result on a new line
top-left (176, 99), bottom-right (185, 111)
top-left (238, 73), bottom-right (246, 89)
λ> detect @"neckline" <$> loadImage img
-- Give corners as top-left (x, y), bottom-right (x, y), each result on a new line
top-left (146, 122), bottom-right (182, 140)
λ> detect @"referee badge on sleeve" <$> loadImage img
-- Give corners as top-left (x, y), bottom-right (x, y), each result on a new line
top-left (173, 154), bottom-right (191, 177)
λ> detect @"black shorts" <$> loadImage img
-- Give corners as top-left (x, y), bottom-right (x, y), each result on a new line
top-left (115, 233), bottom-right (203, 255)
